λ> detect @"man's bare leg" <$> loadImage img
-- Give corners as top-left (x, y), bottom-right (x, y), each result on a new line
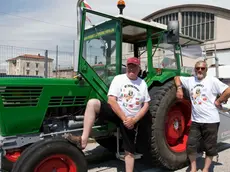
top-left (124, 151), bottom-right (135, 172)
top-left (202, 156), bottom-right (213, 172)
top-left (81, 99), bottom-right (101, 149)
top-left (65, 99), bottom-right (101, 149)
top-left (188, 154), bottom-right (197, 172)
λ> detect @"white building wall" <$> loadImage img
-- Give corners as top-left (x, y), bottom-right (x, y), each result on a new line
top-left (203, 16), bottom-right (230, 67)
top-left (7, 58), bottom-right (53, 77)
top-left (214, 16), bottom-right (230, 46)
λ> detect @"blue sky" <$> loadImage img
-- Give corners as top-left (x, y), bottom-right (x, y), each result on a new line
top-left (0, 0), bottom-right (229, 71)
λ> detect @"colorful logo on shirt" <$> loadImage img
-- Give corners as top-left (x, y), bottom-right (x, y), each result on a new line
top-left (191, 84), bottom-right (207, 105)
top-left (119, 84), bottom-right (142, 111)
top-left (124, 90), bottom-right (134, 102)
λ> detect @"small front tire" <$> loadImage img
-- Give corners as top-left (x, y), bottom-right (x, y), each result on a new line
top-left (11, 137), bottom-right (87, 172)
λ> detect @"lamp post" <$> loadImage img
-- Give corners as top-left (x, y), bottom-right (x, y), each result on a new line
top-left (117, 0), bottom-right (125, 15)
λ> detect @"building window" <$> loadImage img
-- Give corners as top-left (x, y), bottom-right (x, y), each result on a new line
top-left (152, 13), bottom-right (178, 25)
top-left (26, 70), bottom-right (30, 75)
top-left (26, 62), bottom-right (30, 67)
top-left (129, 44), bottom-right (134, 52)
top-left (36, 71), bottom-right (39, 75)
top-left (36, 63), bottom-right (39, 68)
top-left (181, 11), bottom-right (214, 41)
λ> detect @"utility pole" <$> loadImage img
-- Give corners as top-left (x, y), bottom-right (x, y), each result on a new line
top-left (56, 45), bottom-right (58, 78)
top-left (44, 50), bottom-right (48, 78)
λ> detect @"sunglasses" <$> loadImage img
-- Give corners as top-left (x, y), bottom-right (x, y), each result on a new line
top-left (195, 67), bottom-right (206, 71)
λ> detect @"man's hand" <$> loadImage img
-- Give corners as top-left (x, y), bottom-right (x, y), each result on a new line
top-left (123, 117), bottom-right (136, 129)
top-left (215, 100), bottom-right (222, 109)
top-left (108, 96), bottom-right (127, 122)
top-left (176, 88), bottom-right (184, 99)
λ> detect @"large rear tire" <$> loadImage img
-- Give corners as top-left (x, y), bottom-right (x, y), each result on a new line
top-left (11, 137), bottom-right (87, 172)
top-left (137, 80), bottom-right (191, 170)
top-left (2, 156), bottom-right (14, 171)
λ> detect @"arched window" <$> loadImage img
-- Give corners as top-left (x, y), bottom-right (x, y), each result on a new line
top-left (153, 13), bottom-right (178, 25)
top-left (181, 12), bottom-right (214, 41)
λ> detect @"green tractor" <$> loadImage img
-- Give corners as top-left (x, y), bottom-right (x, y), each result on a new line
top-left (0, 1), bottom-right (204, 172)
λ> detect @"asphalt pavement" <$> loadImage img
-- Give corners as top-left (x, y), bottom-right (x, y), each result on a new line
top-left (84, 139), bottom-right (230, 172)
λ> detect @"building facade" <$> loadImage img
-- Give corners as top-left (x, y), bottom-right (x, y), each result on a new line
top-left (53, 68), bottom-right (75, 78)
top-left (141, 4), bottom-right (230, 69)
top-left (6, 54), bottom-right (54, 77)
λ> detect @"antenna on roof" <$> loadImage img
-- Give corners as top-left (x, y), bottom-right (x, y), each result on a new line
top-left (117, 0), bottom-right (125, 15)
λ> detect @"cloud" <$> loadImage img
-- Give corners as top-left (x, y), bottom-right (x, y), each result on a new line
top-left (1, 0), bottom-right (229, 50)
top-left (0, 0), bottom-right (78, 70)
top-left (0, 0), bottom-right (77, 50)
top-left (0, 0), bottom-right (229, 71)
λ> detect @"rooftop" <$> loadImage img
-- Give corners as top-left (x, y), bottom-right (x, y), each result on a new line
top-left (6, 54), bottom-right (53, 62)
top-left (142, 4), bottom-right (230, 20)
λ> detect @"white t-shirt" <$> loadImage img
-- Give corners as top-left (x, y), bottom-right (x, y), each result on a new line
top-left (180, 76), bottom-right (229, 123)
top-left (108, 74), bottom-right (151, 117)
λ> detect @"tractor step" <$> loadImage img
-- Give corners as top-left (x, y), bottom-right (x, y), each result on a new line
top-left (115, 128), bottom-right (143, 161)
top-left (116, 152), bottom-right (143, 161)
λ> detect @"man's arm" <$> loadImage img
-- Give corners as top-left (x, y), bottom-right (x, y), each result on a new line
top-left (216, 87), bottom-right (230, 104)
top-left (174, 76), bottom-right (184, 99)
top-left (107, 95), bottom-right (126, 122)
top-left (133, 82), bottom-right (150, 123)
top-left (134, 102), bottom-right (149, 123)
top-left (174, 76), bottom-right (182, 87)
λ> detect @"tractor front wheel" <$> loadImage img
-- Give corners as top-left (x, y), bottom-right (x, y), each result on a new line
top-left (11, 137), bottom-right (87, 172)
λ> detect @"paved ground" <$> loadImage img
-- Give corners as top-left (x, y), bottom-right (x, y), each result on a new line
top-left (84, 139), bottom-right (230, 172)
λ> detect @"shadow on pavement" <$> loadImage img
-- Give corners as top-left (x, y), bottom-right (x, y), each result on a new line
top-left (183, 142), bottom-right (230, 172)
top-left (85, 142), bottom-right (230, 172)
top-left (184, 157), bottom-right (223, 172)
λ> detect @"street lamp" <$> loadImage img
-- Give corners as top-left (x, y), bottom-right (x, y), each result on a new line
top-left (117, 0), bottom-right (125, 15)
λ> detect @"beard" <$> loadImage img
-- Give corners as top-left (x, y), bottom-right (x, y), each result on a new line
top-left (196, 73), bottom-right (206, 80)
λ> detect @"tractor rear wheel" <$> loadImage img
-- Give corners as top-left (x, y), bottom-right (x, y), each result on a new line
top-left (2, 156), bottom-right (14, 171)
top-left (137, 80), bottom-right (191, 170)
top-left (11, 137), bottom-right (87, 172)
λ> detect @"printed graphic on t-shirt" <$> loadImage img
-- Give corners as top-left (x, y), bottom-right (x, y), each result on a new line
top-left (119, 84), bottom-right (142, 113)
top-left (190, 84), bottom-right (208, 105)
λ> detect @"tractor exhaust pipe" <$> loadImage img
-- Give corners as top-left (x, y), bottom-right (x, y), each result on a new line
top-left (74, 0), bottom-right (84, 72)
top-left (76, 0), bottom-right (84, 38)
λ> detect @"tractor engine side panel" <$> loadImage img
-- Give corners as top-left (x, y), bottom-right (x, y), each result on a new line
top-left (0, 83), bottom-right (92, 137)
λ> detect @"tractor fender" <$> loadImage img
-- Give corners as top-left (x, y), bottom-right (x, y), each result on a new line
top-left (145, 71), bottom-right (177, 87)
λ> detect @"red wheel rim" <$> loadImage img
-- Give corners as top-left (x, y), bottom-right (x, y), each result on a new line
top-left (5, 151), bottom-right (21, 162)
top-left (165, 99), bottom-right (191, 152)
top-left (34, 154), bottom-right (77, 172)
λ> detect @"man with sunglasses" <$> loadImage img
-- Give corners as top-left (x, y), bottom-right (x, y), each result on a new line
top-left (174, 60), bottom-right (230, 172)
top-left (64, 57), bottom-right (150, 172)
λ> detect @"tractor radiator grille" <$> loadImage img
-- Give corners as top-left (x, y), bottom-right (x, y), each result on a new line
top-left (0, 86), bottom-right (42, 107)
top-left (49, 96), bottom-right (86, 106)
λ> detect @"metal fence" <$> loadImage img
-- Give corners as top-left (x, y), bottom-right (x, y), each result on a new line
top-left (1, 40), bottom-right (230, 79)
top-left (0, 44), bottom-right (74, 78)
